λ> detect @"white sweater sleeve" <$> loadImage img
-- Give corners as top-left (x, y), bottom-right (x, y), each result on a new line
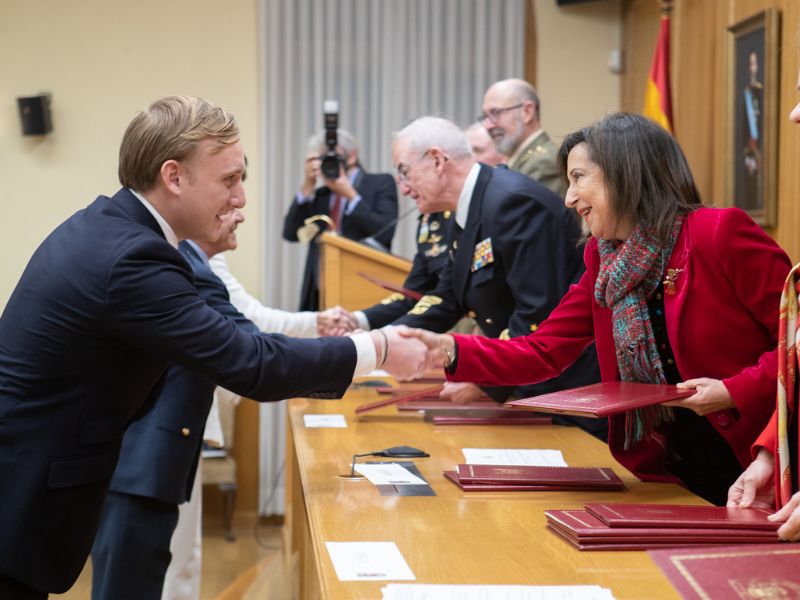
top-left (209, 253), bottom-right (318, 338)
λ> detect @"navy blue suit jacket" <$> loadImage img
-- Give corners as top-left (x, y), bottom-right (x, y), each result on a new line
top-left (108, 241), bottom-right (258, 505)
top-left (282, 169), bottom-right (398, 310)
top-left (0, 189), bottom-right (356, 593)
top-left (395, 164), bottom-right (600, 399)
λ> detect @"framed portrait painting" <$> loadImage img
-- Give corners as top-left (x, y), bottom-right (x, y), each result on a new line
top-left (726, 8), bottom-right (780, 227)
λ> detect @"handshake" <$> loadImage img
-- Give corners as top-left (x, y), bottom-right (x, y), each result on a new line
top-left (314, 307), bottom-right (453, 382)
top-left (366, 326), bottom-right (447, 381)
top-left (316, 306), bottom-right (360, 336)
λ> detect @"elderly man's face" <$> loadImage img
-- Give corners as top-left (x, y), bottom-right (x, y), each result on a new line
top-left (481, 85), bottom-right (528, 156)
top-left (467, 127), bottom-right (506, 166)
top-left (392, 138), bottom-right (444, 213)
top-left (217, 208), bottom-right (244, 252)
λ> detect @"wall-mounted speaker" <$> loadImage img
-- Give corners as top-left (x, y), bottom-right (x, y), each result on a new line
top-left (17, 94), bottom-right (52, 136)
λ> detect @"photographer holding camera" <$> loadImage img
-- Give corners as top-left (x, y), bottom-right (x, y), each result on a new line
top-left (283, 121), bottom-right (398, 311)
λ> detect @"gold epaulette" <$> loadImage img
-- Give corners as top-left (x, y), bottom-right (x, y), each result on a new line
top-left (380, 293), bottom-right (405, 305)
top-left (408, 295), bottom-right (443, 315)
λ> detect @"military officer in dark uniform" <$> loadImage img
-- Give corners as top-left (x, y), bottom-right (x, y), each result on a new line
top-left (390, 116), bottom-right (604, 438)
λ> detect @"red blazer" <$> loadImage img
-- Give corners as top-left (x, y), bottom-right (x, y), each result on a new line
top-left (450, 207), bottom-right (792, 482)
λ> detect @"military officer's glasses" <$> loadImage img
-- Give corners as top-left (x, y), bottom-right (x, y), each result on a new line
top-left (477, 103), bottom-right (524, 124)
top-left (396, 150), bottom-right (431, 183)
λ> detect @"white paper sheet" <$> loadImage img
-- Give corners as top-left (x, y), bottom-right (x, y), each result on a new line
top-left (461, 448), bottom-right (567, 467)
top-left (303, 414), bottom-right (347, 428)
top-left (325, 541), bottom-right (416, 581)
top-left (366, 369), bottom-right (391, 377)
top-left (353, 463), bottom-right (427, 486)
top-left (381, 584), bottom-right (616, 600)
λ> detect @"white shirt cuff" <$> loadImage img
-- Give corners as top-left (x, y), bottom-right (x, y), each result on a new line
top-left (350, 332), bottom-right (377, 377)
top-left (354, 310), bottom-right (371, 331)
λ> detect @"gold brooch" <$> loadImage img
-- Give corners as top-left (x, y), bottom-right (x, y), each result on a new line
top-left (663, 268), bottom-right (684, 295)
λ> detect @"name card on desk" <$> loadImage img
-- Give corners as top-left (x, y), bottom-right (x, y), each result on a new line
top-left (461, 448), bottom-right (567, 467)
top-left (325, 541), bottom-right (415, 581)
top-left (354, 463), bottom-right (427, 486)
top-left (303, 414), bottom-right (347, 428)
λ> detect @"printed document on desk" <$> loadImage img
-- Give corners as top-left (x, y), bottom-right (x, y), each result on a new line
top-left (325, 541), bottom-right (415, 581)
top-left (462, 448), bottom-right (567, 467)
top-left (354, 463), bottom-right (427, 486)
top-left (303, 414), bottom-right (347, 428)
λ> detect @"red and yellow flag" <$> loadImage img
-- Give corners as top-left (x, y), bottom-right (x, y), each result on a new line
top-left (643, 14), bottom-right (673, 134)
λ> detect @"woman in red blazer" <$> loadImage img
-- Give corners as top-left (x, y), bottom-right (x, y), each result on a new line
top-left (728, 70), bottom-right (800, 540)
top-left (408, 113), bottom-right (792, 505)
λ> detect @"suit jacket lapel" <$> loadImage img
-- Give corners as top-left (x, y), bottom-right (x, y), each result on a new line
top-left (178, 241), bottom-right (205, 272)
top-left (453, 165), bottom-right (492, 301)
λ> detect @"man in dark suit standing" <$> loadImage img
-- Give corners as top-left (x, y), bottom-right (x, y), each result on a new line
top-left (388, 116), bottom-right (602, 435)
top-left (282, 129), bottom-right (398, 310)
top-left (0, 96), bottom-right (425, 599)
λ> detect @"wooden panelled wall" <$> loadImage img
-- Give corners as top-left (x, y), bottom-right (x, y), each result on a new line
top-left (623, 0), bottom-right (800, 262)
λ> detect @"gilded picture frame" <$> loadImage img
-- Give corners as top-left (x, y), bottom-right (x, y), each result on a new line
top-left (725, 8), bottom-right (780, 227)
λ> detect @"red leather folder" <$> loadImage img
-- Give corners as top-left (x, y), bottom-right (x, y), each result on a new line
top-left (376, 386), bottom-right (441, 396)
top-left (458, 465), bottom-right (624, 489)
top-left (432, 416), bottom-right (552, 426)
top-left (443, 471), bottom-right (620, 493)
top-left (584, 503), bottom-right (780, 531)
top-left (546, 524), bottom-right (718, 552)
top-left (649, 543), bottom-right (800, 600)
top-left (545, 510), bottom-right (779, 544)
top-left (423, 408), bottom-right (536, 421)
top-left (354, 386), bottom-right (443, 414)
top-left (397, 400), bottom-right (499, 411)
top-left (357, 272), bottom-right (423, 301)
top-left (507, 382), bottom-right (694, 418)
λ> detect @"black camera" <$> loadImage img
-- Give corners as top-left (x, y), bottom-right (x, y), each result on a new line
top-left (320, 99), bottom-right (343, 180)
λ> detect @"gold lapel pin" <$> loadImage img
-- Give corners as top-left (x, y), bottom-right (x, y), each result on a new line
top-left (663, 268), bottom-right (684, 295)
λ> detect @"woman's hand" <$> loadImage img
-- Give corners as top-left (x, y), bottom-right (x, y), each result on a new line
top-left (727, 448), bottom-right (775, 510)
top-left (439, 382), bottom-right (489, 405)
top-left (398, 328), bottom-right (454, 371)
top-left (771, 492), bottom-right (800, 542)
top-left (666, 378), bottom-right (735, 415)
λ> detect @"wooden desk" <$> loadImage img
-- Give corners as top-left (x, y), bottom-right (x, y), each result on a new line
top-left (284, 384), bottom-right (696, 599)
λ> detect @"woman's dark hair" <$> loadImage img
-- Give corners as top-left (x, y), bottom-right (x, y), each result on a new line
top-left (557, 112), bottom-right (702, 244)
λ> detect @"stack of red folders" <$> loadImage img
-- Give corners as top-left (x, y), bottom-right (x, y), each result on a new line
top-left (443, 464), bottom-right (625, 492)
top-left (545, 503), bottom-right (781, 551)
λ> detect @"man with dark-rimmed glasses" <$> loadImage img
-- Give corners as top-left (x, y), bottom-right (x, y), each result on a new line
top-left (480, 78), bottom-right (565, 196)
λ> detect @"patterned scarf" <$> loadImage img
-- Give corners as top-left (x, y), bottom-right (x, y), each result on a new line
top-left (776, 264), bottom-right (800, 507)
top-left (595, 215), bottom-right (684, 448)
